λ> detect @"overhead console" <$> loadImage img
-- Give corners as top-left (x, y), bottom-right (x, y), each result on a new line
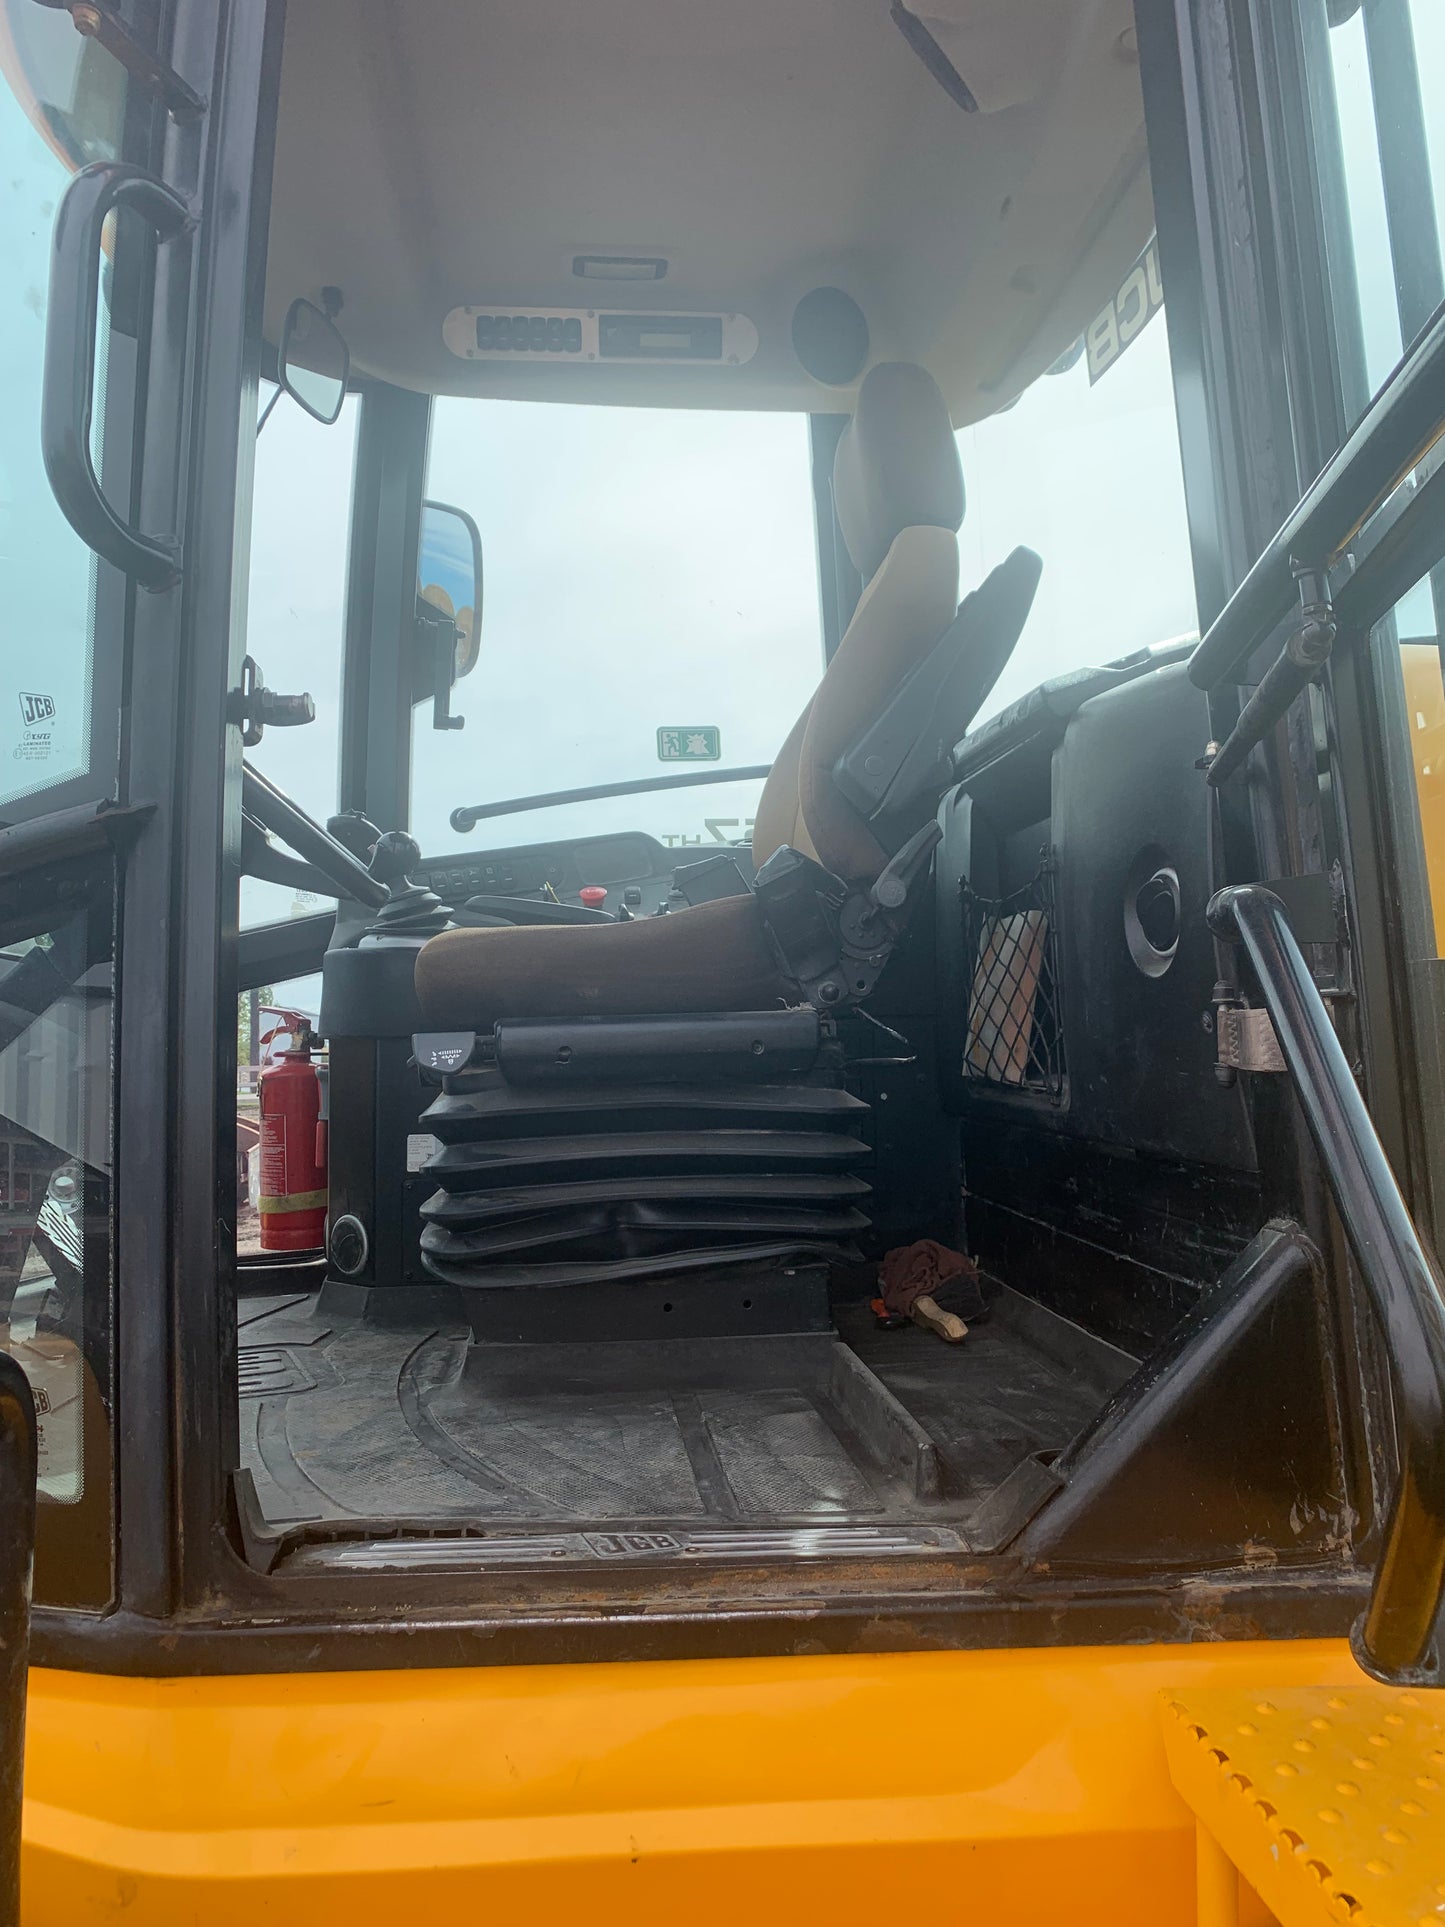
top-left (443, 305), bottom-right (760, 367)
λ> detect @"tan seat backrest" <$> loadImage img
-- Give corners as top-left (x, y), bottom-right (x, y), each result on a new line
top-left (752, 362), bottom-right (964, 884)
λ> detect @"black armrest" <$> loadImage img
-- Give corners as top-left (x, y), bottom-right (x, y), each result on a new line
top-left (833, 544), bottom-right (1042, 827)
top-left (454, 894), bottom-right (615, 927)
top-left (670, 852), bottom-right (752, 906)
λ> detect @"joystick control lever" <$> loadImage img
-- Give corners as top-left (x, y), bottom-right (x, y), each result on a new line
top-left (326, 809), bottom-right (383, 864)
top-left (368, 830), bottom-right (421, 887)
top-left (362, 831), bottom-right (452, 939)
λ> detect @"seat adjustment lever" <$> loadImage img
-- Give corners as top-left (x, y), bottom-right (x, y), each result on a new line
top-left (870, 819), bottom-right (943, 910)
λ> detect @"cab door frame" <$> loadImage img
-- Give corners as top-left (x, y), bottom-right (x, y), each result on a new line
top-left (20, 0), bottom-right (288, 1650)
top-left (1141, 0), bottom-right (1445, 1623)
top-left (32, 0), bottom-right (1433, 1673)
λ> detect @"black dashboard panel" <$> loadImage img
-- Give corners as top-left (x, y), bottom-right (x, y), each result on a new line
top-left (938, 658), bottom-right (1264, 1350)
top-left (415, 830), bottom-right (681, 916)
top-left (937, 660), bottom-right (1257, 1173)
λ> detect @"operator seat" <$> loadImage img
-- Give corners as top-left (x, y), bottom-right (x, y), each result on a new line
top-left (415, 361), bottom-right (974, 1030)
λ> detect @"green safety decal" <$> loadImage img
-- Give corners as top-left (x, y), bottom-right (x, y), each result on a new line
top-left (656, 726), bottom-right (720, 762)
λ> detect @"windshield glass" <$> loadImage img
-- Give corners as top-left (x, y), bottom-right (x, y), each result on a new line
top-left (956, 281), bottom-right (1199, 730)
top-left (413, 304), bottom-right (1197, 867)
top-left (412, 402), bottom-right (825, 857)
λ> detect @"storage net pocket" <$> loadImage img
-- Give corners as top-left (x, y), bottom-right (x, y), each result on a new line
top-left (960, 865), bottom-right (1065, 1099)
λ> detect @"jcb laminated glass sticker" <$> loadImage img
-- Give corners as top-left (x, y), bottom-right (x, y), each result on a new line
top-left (1086, 237), bottom-right (1163, 385)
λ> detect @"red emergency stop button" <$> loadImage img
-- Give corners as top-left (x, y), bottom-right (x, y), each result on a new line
top-left (579, 885), bottom-right (608, 909)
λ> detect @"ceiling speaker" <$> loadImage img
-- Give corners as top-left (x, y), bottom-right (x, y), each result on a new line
top-left (791, 287), bottom-right (870, 386)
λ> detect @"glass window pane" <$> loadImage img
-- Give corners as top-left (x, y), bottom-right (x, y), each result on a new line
top-left (240, 388), bottom-right (359, 928)
top-left (956, 293), bottom-right (1198, 728)
top-left (0, 863), bottom-right (115, 1608)
top-left (1314, 0), bottom-right (1445, 418)
top-left (0, 5), bottom-right (130, 814)
top-left (412, 402), bottom-right (824, 855)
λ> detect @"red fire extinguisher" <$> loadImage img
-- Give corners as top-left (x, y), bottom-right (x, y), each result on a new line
top-left (257, 1013), bottom-right (327, 1253)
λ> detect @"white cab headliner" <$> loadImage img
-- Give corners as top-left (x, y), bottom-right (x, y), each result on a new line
top-left (266, 0), bottom-right (1153, 422)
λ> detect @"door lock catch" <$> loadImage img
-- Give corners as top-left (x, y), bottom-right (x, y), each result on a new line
top-left (229, 656), bottom-right (315, 748)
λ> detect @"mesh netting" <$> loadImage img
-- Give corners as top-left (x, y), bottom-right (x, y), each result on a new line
top-left (960, 864), bottom-right (1066, 1099)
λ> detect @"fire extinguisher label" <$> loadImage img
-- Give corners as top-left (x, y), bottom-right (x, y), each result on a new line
top-left (257, 1115), bottom-right (326, 1213)
top-left (260, 1112), bottom-right (287, 1195)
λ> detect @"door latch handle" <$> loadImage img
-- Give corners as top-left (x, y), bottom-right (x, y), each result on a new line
top-left (229, 656), bottom-right (315, 748)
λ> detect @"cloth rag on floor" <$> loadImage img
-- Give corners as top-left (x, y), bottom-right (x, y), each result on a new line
top-left (878, 1239), bottom-right (978, 1315)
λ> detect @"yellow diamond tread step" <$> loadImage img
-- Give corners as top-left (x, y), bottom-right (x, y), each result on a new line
top-left (1162, 1683), bottom-right (1445, 1927)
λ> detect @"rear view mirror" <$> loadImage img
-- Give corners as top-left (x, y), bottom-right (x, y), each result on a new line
top-left (415, 501), bottom-right (483, 730)
top-left (279, 297), bottom-right (349, 425)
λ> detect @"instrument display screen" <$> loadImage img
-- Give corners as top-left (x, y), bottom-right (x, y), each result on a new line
top-left (599, 314), bottom-right (724, 360)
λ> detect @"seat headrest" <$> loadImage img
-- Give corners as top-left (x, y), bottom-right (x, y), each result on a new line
top-left (833, 362), bottom-right (965, 581)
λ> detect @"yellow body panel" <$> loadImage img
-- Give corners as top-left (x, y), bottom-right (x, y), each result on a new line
top-left (23, 1639), bottom-right (1362, 1924)
top-left (1163, 1682), bottom-right (1445, 1927)
top-left (1401, 642), bottom-right (1445, 957)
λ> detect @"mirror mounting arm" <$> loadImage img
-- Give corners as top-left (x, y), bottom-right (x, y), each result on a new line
top-left (425, 611), bottom-right (465, 732)
top-left (55, 2), bottom-right (208, 119)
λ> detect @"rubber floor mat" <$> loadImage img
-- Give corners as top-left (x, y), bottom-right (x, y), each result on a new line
top-left (235, 1286), bottom-right (1128, 1535)
top-left (700, 1389), bottom-right (879, 1514)
top-left (425, 1386), bottom-right (708, 1517)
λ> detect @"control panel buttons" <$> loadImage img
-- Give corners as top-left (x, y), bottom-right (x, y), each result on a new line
top-left (474, 312), bottom-right (586, 355)
top-left (447, 305), bottom-right (758, 366)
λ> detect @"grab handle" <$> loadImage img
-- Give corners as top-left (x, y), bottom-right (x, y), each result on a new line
top-left (1210, 884), bottom-right (1445, 1682)
top-left (42, 162), bottom-right (193, 589)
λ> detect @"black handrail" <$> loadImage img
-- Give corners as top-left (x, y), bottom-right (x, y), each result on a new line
top-left (0, 1350), bottom-right (37, 1922)
top-left (1190, 298), bottom-right (1445, 692)
top-left (1209, 884), bottom-right (1445, 1681)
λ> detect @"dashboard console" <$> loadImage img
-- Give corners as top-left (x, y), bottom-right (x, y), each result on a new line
top-left (415, 829), bottom-right (704, 919)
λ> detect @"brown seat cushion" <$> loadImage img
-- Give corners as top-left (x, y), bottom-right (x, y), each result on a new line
top-left (413, 893), bottom-right (791, 1030)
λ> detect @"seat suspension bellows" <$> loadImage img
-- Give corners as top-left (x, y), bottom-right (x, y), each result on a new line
top-left (414, 1010), bottom-right (872, 1292)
